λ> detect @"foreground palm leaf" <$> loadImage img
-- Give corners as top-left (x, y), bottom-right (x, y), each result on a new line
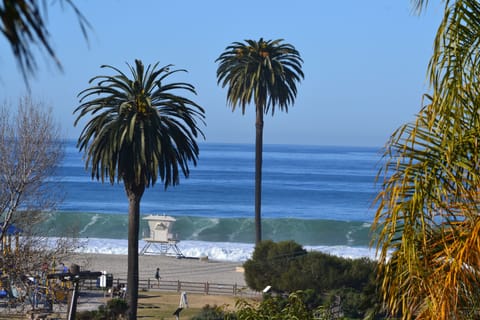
top-left (373, 1), bottom-right (480, 318)
top-left (74, 59), bottom-right (204, 320)
top-left (0, 0), bottom-right (89, 80)
top-left (216, 38), bottom-right (303, 243)
top-left (374, 95), bottom-right (480, 319)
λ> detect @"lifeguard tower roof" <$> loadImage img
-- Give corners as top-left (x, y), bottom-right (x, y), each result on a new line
top-left (143, 214), bottom-right (176, 222)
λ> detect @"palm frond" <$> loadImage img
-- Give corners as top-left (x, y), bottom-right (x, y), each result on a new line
top-left (74, 59), bottom-right (205, 190)
top-left (0, 0), bottom-right (90, 81)
top-left (216, 38), bottom-right (304, 115)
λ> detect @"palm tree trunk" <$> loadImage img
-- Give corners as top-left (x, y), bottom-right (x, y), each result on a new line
top-left (255, 109), bottom-right (264, 244)
top-left (125, 182), bottom-right (145, 320)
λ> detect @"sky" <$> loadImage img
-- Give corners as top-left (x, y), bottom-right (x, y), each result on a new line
top-left (0, 1), bottom-right (444, 147)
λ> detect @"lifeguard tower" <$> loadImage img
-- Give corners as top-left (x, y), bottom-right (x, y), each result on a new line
top-left (140, 214), bottom-right (184, 258)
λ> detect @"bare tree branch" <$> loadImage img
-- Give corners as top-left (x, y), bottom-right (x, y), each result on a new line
top-left (0, 96), bottom-right (64, 240)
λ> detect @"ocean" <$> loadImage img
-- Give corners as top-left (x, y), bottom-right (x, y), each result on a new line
top-left (41, 141), bottom-right (383, 262)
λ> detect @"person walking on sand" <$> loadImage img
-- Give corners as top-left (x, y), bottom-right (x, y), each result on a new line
top-left (155, 267), bottom-right (161, 287)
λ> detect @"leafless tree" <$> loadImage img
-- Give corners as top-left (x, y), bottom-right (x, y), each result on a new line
top-left (0, 96), bottom-right (63, 239)
top-left (0, 96), bottom-right (86, 274)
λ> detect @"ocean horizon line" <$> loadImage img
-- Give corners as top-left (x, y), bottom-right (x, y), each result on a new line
top-left (62, 137), bottom-right (384, 150)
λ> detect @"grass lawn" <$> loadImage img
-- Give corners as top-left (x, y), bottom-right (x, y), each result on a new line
top-left (136, 291), bottom-right (250, 319)
top-left (0, 291), bottom-right (256, 319)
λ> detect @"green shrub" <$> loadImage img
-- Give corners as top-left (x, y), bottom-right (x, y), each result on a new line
top-left (191, 304), bottom-right (236, 320)
top-left (76, 298), bottom-right (128, 320)
top-left (76, 310), bottom-right (99, 320)
top-left (235, 291), bottom-right (319, 320)
top-left (243, 240), bottom-right (306, 292)
top-left (106, 298), bottom-right (128, 318)
top-left (243, 240), bottom-right (383, 318)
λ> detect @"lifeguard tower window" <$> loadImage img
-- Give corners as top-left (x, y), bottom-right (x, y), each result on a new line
top-left (140, 214), bottom-right (184, 258)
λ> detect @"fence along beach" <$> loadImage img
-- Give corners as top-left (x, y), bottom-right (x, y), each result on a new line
top-left (67, 253), bottom-right (246, 287)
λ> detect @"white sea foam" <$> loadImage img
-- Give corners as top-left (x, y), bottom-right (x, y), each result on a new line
top-left (74, 238), bottom-right (378, 262)
top-left (79, 213), bottom-right (100, 234)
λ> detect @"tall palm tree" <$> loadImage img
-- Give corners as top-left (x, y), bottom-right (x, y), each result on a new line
top-left (0, 0), bottom-right (89, 80)
top-left (216, 38), bottom-right (304, 244)
top-left (74, 59), bottom-right (205, 320)
top-left (373, 1), bottom-right (480, 319)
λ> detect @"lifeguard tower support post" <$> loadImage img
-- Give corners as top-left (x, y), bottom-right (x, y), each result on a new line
top-left (140, 214), bottom-right (184, 258)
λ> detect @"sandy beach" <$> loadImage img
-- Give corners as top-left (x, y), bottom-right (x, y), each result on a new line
top-left (63, 253), bottom-right (246, 286)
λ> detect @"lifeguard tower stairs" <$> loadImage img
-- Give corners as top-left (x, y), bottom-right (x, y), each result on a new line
top-left (140, 214), bottom-right (184, 258)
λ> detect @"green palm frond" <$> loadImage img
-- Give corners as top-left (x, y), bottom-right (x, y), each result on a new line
top-left (427, 0), bottom-right (480, 127)
top-left (374, 94), bottom-right (480, 318)
top-left (74, 59), bottom-right (205, 189)
top-left (0, 0), bottom-right (90, 80)
top-left (373, 2), bottom-right (480, 318)
top-left (216, 38), bottom-right (304, 115)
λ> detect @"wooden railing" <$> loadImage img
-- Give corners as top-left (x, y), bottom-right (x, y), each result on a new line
top-left (80, 277), bottom-right (259, 297)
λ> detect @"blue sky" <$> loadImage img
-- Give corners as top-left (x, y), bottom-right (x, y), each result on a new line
top-left (0, 1), bottom-right (443, 147)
